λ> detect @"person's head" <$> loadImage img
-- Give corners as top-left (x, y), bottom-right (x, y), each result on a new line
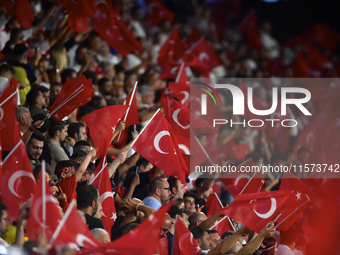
top-left (196, 175), bottom-right (213, 198)
top-left (77, 185), bottom-right (99, 216)
top-left (39, 85), bottom-right (50, 107)
top-left (149, 177), bottom-right (170, 204)
top-left (167, 176), bottom-right (186, 199)
top-left (70, 149), bottom-right (88, 163)
top-left (26, 88), bottom-right (46, 108)
top-left (81, 162), bottom-right (95, 182)
top-left (136, 158), bottom-right (153, 173)
top-left (140, 85), bottom-right (155, 105)
top-left (73, 140), bottom-right (91, 153)
top-left (91, 228), bottom-right (110, 243)
top-left (183, 192), bottom-right (197, 215)
top-left (178, 208), bottom-right (190, 228)
top-left (88, 95), bottom-right (107, 108)
top-left (61, 68), bottom-right (77, 84)
top-left (191, 227), bottom-right (212, 250)
top-left (0, 64), bottom-right (14, 78)
top-left (9, 28), bottom-right (24, 44)
top-left (26, 130), bottom-right (45, 160)
top-left (48, 121), bottom-right (67, 142)
top-left (160, 213), bottom-right (172, 237)
top-left (12, 44), bottom-right (28, 62)
top-left (55, 160), bottom-right (76, 180)
top-left (67, 122), bottom-right (87, 141)
top-left (188, 212), bottom-right (207, 230)
top-left (33, 163), bottom-right (54, 182)
top-left (16, 107), bottom-right (33, 131)
top-left (50, 82), bottom-right (63, 99)
top-left (168, 205), bottom-right (180, 225)
top-left (174, 198), bottom-right (184, 209)
top-left (0, 203), bottom-right (9, 236)
top-left (98, 77), bottom-right (113, 95)
top-left (259, 237), bottom-right (278, 255)
top-left (207, 230), bottom-right (221, 249)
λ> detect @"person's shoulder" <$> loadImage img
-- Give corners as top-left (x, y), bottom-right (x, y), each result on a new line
top-left (85, 214), bottom-right (104, 230)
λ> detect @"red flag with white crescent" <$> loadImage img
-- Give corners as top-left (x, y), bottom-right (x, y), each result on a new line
top-left (146, 0), bottom-right (175, 27)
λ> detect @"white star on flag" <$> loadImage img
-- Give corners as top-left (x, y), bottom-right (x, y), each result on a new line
top-left (295, 191), bottom-right (301, 201)
top-left (111, 212), bottom-right (117, 221)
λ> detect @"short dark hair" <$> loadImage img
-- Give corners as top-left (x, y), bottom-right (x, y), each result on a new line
top-left (61, 68), bottom-right (76, 84)
top-left (55, 160), bottom-right (76, 179)
top-left (10, 28), bottom-right (24, 41)
top-left (86, 162), bottom-right (96, 175)
top-left (73, 140), bottom-right (91, 152)
top-left (183, 192), bottom-right (197, 200)
top-left (0, 202), bottom-right (7, 219)
top-left (39, 86), bottom-right (49, 93)
top-left (33, 113), bottom-right (49, 134)
top-left (0, 64), bottom-right (14, 74)
top-left (168, 205), bottom-right (180, 219)
top-left (136, 157), bottom-right (150, 168)
top-left (67, 122), bottom-right (85, 139)
top-left (167, 176), bottom-right (179, 191)
top-left (149, 177), bottom-right (164, 193)
top-left (195, 174), bottom-right (209, 189)
top-left (28, 130), bottom-right (45, 145)
top-left (206, 229), bottom-right (218, 234)
top-left (83, 70), bottom-right (97, 85)
top-left (26, 89), bottom-right (41, 106)
top-left (98, 78), bottom-right (110, 87)
top-left (13, 44), bottom-right (28, 59)
top-left (78, 105), bottom-right (95, 119)
top-left (50, 82), bottom-right (63, 89)
top-left (33, 163), bottom-right (54, 180)
top-left (70, 149), bottom-right (88, 161)
top-left (191, 227), bottom-right (207, 240)
top-left (77, 185), bottom-right (98, 210)
top-left (48, 121), bottom-right (66, 138)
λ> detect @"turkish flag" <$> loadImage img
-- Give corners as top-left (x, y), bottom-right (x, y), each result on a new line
top-left (146, 0), bottom-right (175, 27)
top-left (158, 28), bottom-right (185, 69)
top-left (209, 216), bottom-right (235, 236)
top-left (131, 110), bottom-right (187, 184)
top-left (206, 193), bottom-right (224, 217)
top-left (49, 201), bottom-right (100, 248)
top-left (240, 11), bottom-right (263, 50)
top-left (305, 23), bottom-right (338, 51)
top-left (78, 201), bottom-right (175, 255)
top-left (0, 0), bottom-right (34, 29)
top-left (49, 75), bottom-right (94, 121)
top-left (182, 53), bottom-right (210, 78)
top-left (26, 164), bottom-right (61, 243)
top-left (275, 173), bottom-right (315, 231)
top-left (0, 133), bottom-right (2, 190)
top-left (67, 17), bottom-right (90, 33)
top-left (0, 77), bottom-right (21, 152)
top-left (219, 190), bottom-right (293, 233)
top-left (56, 0), bottom-right (95, 18)
top-left (290, 51), bottom-right (311, 78)
top-left (168, 63), bottom-right (190, 109)
top-left (1, 140), bottom-right (36, 221)
top-left (173, 215), bottom-right (202, 255)
top-left (91, 0), bottom-right (115, 27)
top-left (122, 83), bottom-right (139, 127)
top-left (183, 28), bottom-right (201, 50)
top-left (94, 17), bottom-right (142, 56)
top-left (187, 38), bottom-right (222, 71)
top-left (159, 61), bottom-right (182, 80)
top-left (82, 105), bottom-right (129, 159)
top-left (90, 159), bottom-right (117, 237)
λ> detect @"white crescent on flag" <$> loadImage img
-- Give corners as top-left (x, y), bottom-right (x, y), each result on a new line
top-left (8, 170), bottom-right (35, 197)
top-left (154, 131), bottom-right (171, 154)
top-left (253, 197), bottom-right (277, 219)
top-left (172, 109), bottom-right (190, 129)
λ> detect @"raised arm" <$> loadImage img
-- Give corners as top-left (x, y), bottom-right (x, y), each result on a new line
top-left (75, 149), bottom-right (96, 181)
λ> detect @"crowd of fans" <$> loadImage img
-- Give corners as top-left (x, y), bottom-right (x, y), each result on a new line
top-left (0, 0), bottom-right (339, 254)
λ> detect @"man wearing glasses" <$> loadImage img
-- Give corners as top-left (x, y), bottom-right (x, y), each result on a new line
top-left (143, 177), bottom-right (171, 210)
top-left (0, 202), bottom-right (9, 247)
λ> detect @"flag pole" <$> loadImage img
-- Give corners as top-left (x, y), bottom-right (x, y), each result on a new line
top-left (49, 200), bottom-right (77, 246)
top-left (117, 81), bottom-right (138, 141)
top-left (44, 85), bottom-right (84, 121)
top-left (128, 108), bottom-right (161, 151)
top-left (275, 200), bottom-right (310, 228)
top-left (88, 162), bottom-right (108, 185)
top-left (239, 163), bottom-right (260, 194)
top-left (42, 161), bottom-right (46, 237)
top-left (0, 89), bottom-right (17, 107)
top-left (190, 128), bottom-right (214, 166)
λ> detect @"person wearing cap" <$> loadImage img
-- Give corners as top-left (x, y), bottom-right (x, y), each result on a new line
top-left (55, 149), bottom-right (96, 212)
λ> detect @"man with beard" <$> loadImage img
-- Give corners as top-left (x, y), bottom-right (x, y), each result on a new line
top-left (77, 185), bottom-right (104, 230)
top-left (142, 177), bottom-right (171, 210)
top-left (26, 130), bottom-right (45, 171)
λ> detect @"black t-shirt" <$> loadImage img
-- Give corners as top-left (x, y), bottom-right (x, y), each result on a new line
top-left (111, 215), bottom-right (141, 241)
top-left (84, 213), bottom-right (104, 230)
top-left (167, 231), bottom-right (174, 255)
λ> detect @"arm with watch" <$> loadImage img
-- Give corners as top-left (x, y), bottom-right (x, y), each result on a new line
top-left (22, 120), bottom-right (44, 145)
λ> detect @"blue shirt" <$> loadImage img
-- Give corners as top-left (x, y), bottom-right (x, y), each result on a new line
top-left (142, 196), bottom-right (162, 210)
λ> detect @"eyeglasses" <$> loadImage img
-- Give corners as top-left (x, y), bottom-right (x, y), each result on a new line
top-left (162, 187), bottom-right (170, 191)
top-left (2, 218), bottom-right (9, 223)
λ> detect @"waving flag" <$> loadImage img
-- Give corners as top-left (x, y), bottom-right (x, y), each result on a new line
top-left (173, 215), bottom-right (202, 255)
top-left (168, 63), bottom-right (190, 109)
top-left (183, 28), bottom-right (201, 50)
top-left (146, 0), bottom-right (175, 26)
top-left (1, 140), bottom-right (36, 221)
top-left (220, 190), bottom-right (293, 233)
top-left (26, 163), bottom-right (61, 243)
top-left (158, 28), bottom-right (185, 69)
top-left (209, 216), bottom-right (235, 236)
top-left (240, 11), bottom-right (263, 50)
top-left (90, 159), bottom-right (117, 236)
top-left (0, 0), bottom-right (34, 29)
top-left (49, 75), bottom-right (94, 121)
top-left (82, 105), bottom-right (129, 159)
top-left (131, 110), bottom-right (187, 184)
